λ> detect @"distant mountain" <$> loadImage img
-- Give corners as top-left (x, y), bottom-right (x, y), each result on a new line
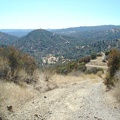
top-left (13, 27), bottom-right (120, 65)
top-left (0, 32), bottom-right (18, 46)
top-left (1, 26), bottom-right (120, 66)
top-left (0, 29), bottom-right (34, 37)
top-left (51, 25), bottom-right (120, 33)
top-left (51, 25), bottom-right (120, 44)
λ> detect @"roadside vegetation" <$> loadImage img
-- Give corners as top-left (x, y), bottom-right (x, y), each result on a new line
top-left (105, 49), bottom-right (120, 85)
top-left (104, 48), bottom-right (120, 101)
top-left (48, 54), bottom-right (103, 76)
top-left (0, 46), bottom-right (38, 84)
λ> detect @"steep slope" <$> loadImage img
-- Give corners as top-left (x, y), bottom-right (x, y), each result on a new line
top-left (0, 32), bottom-right (18, 46)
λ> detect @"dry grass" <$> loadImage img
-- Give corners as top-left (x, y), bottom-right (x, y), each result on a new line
top-left (0, 80), bottom-right (38, 118)
top-left (112, 71), bottom-right (120, 102)
top-left (113, 80), bottom-right (120, 102)
top-left (0, 71), bottom-right (102, 119)
top-left (50, 73), bottom-right (100, 86)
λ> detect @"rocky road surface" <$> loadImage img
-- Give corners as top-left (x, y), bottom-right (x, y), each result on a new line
top-left (7, 78), bottom-right (120, 120)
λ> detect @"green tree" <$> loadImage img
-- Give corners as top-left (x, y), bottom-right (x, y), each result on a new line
top-left (91, 52), bottom-right (97, 59)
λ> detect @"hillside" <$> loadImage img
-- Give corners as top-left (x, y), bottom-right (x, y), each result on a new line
top-left (0, 32), bottom-right (18, 46)
top-left (13, 27), bottom-right (120, 65)
top-left (0, 26), bottom-right (120, 66)
top-left (51, 25), bottom-right (120, 45)
top-left (14, 29), bottom-right (79, 64)
top-left (51, 25), bottom-right (120, 34)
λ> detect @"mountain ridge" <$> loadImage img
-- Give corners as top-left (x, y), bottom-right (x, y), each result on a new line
top-left (0, 32), bottom-right (18, 46)
top-left (0, 26), bottom-right (120, 66)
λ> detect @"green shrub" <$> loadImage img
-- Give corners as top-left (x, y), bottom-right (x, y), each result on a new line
top-left (85, 67), bottom-right (103, 74)
top-left (55, 60), bottom-right (86, 75)
top-left (77, 63), bottom-right (86, 72)
top-left (91, 52), bottom-right (97, 59)
top-left (105, 50), bottom-right (110, 56)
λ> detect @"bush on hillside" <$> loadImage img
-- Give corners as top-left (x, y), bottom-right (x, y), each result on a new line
top-left (55, 60), bottom-right (86, 75)
top-left (77, 63), bottom-right (86, 72)
top-left (105, 49), bottom-right (120, 85)
top-left (105, 50), bottom-right (110, 56)
top-left (91, 52), bottom-right (97, 59)
top-left (0, 46), bottom-right (38, 84)
top-left (85, 67), bottom-right (104, 74)
top-left (78, 56), bottom-right (91, 63)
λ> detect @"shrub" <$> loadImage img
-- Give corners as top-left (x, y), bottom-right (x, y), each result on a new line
top-left (105, 50), bottom-right (110, 56)
top-left (55, 60), bottom-right (86, 75)
top-left (0, 46), bottom-right (38, 84)
top-left (77, 63), bottom-right (86, 72)
top-left (85, 67), bottom-right (103, 74)
top-left (105, 49), bottom-right (120, 85)
top-left (91, 52), bottom-right (97, 59)
top-left (107, 49), bottom-right (120, 77)
top-left (78, 56), bottom-right (91, 63)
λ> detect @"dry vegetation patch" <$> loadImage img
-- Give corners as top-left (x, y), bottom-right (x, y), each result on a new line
top-left (50, 72), bottom-right (100, 87)
top-left (0, 80), bottom-right (38, 119)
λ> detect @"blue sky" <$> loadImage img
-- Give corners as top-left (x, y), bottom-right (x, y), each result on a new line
top-left (0, 0), bottom-right (120, 29)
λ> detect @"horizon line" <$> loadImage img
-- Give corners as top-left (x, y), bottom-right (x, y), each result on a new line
top-left (0, 24), bottom-right (120, 30)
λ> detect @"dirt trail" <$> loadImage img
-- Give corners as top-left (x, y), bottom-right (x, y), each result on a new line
top-left (7, 78), bottom-right (120, 120)
top-left (86, 55), bottom-right (108, 71)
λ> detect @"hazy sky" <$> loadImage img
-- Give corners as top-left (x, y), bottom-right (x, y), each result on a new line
top-left (0, 0), bottom-right (120, 29)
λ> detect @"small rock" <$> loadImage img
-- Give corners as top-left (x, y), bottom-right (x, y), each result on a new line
top-left (94, 116), bottom-right (102, 120)
top-left (94, 116), bottom-right (97, 119)
top-left (0, 116), bottom-right (2, 120)
top-left (44, 96), bottom-right (47, 98)
top-left (48, 111), bottom-right (52, 114)
top-left (7, 105), bottom-right (13, 112)
top-left (34, 114), bottom-right (39, 118)
top-left (114, 106), bottom-right (117, 109)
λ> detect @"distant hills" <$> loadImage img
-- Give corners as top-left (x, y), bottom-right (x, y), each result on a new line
top-left (0, 32), bottom-right (18, 45)
top-left (0, 25), bottom-right (120, 65)
top-left (51, 25), bottom-right (120, 44)
top-left (0, 29), bottom-right (34, 37)
top-left (51, 25), bottom-right (120, 33)
top-left (14, 29), bottom-right (79, 64)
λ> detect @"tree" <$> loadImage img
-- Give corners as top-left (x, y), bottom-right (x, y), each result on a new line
top-left (106, 48), bottom-right (120, 85)
top-left (91, 52), bottom-right (97, 59)
top-left (108, 49), bottom-right (120, 78)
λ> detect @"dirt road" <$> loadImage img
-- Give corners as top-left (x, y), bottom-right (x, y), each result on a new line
top-left (7, 78), bottom-right (120, 120)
